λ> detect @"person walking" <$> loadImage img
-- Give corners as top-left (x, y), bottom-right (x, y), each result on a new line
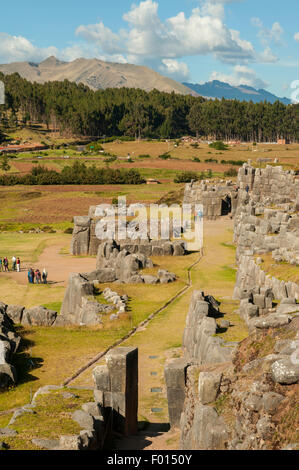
top-left (16, 257), bottom-right (21, 272)
top-left (12, 256), bottom-right (16, 271)
top-left (0, 258), bottom-right (3, 272)
top-left (30, 268), bottom-right (35, 284)
top-left (28, 268), bottom-right (32, 284)
top-left (3, 257), bottom-right (9, 272)
top-left (42, 268), bottom-right (48, 285)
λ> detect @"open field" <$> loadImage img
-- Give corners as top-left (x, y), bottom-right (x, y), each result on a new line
top-left (0, 183), bottom-right (184, 229)
top-left (2, 140), bottom-right (299, 184)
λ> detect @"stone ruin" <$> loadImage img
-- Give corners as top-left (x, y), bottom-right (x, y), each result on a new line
top-left (71, 204), bottom-right (187, 256)
top-left (0, 302), bottom-right (20, 389)
top-left (183, 180), bottom-right (239, 219)
top-left (165, 291), bottom-right (237, 429)
top-left (0, 347), bottom-right (139, 450)
top-left (93, 346), bottom-right (138, 438)
top-left (58, 240), bottom-right (177, 326)
top-left (164, 163), bottom-right (299, 450)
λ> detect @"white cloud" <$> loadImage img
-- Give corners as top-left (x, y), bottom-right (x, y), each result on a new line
top-left (294, 32), bottom-right (299, 42)
top-left (159, 59), bottom-right (190, 81)
top-left (258, 47), bottom-right (278, 64)
top-left (210, 65), bottom-right (269, 89)
top-left (75, 22), bottom-right (123, 55)
top-left (252, 17), bottom-right (284, 46)
top-left (75, 0), bottom-right (256, 66)
top-left (0, 32), bottom-right (58, 63)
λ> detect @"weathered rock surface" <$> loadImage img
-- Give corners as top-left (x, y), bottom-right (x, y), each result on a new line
top-left (271, 357), bottom-right (299, 385)
top-left (0, 304), bottom-right (20, 389)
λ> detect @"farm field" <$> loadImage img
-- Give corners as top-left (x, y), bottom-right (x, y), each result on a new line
top-left (2, 139), bottom-right (299, 182)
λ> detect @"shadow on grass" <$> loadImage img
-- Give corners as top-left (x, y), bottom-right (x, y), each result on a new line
top-left (11, 326), bottom-right (44, 386)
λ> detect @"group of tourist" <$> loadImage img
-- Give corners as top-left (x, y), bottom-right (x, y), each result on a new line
top-left (0, 256), bottom-right (48, 284)
top-left (27, 268), bottom-right (48, 284)
top-left (0, 256), bottom-right (21, 272)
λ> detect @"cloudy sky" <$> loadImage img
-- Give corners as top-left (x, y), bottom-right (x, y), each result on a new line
top-left (1, 0), bottom-right (299, 97)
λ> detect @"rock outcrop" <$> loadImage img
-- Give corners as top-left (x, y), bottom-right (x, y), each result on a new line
top-left (0, 302), bottom-right (20, 389)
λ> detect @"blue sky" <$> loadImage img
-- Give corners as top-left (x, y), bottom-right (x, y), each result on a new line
top-left (1, 0), bottom-right (299, 97)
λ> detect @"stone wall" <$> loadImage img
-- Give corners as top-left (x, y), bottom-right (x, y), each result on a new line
top-left (183, 181), bottom-right (238, 220)
top-left (238, 164), bottom-right (298, 204)
top-left (182, 291), bottom-right (236, 365)
top-left (71, 207), bottom-right (187, 257)
top-left (59, 240), bottom-right (177, 326)
top-left (0, 303), bottom-right (20, 389)
top-left (165, 291), bottom-right (236, 431)
top-left (234, 255), bottom-right (299, 302)
top-left (165, 164), bottom-right (299, 450)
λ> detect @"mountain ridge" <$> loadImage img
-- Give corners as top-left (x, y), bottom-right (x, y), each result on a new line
top-left (183, 80), bottom-right (291, 105)
top-left (0, 56), bottom-right (196, 96)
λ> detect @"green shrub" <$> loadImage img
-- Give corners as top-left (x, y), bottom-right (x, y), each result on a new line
top-left (209, 141), bottom-right (228, 151)
top-left (174, 171), bottom-right (199, 183)
top-left (224, 168), bottom-right (238, 177)
top-left (159, 153), bottom-right (171, 160)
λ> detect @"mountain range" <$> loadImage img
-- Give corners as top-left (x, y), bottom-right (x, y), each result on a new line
top-left (0, 56), bottom-right (194, 96)
top-left (0, 57), bottom-right (291, 105)
top-left (183, 80), bottom-right (291, 105)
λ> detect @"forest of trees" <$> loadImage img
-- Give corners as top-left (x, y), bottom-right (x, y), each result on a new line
top-left (0, 72), bottom-right (298, 143)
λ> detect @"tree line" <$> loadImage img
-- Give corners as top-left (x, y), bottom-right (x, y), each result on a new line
top-left (0, 162), bottom-right (145, 186)
top-left (0, 72), bottom-right (298, 142)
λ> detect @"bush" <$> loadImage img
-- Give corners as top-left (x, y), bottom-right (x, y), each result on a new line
top-left (209, 141), bottom-right (229, 151)
top-left (224, 168), bottom-right (238, 177)
top-left (159, 153), bottom-right (171, 160)
top-left (103, 156), bottom-right (117, 163)
top-left (174, 171), bottom-right (199, 183)
top-left (221, 159), bottom-right (246, 166)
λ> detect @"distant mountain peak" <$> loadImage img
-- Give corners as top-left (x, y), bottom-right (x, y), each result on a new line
top-left (183, 80), bottom-right (291, 105)
top-left (0, 56), bottom-right (195, 96)
top-left (39, 56), bottom-right (66, 67)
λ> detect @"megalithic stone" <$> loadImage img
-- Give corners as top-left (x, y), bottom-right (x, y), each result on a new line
top-left (164, 358), bottom-right (189, 428)
top-left (105, 347), bottom-right (138, 436)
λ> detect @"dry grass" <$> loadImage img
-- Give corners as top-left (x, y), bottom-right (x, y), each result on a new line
top-left (0, 388), bottom-right (94, 450)
top-left (257, 253), bottom-right (299, 284)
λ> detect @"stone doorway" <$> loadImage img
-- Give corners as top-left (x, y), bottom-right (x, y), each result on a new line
top-left (221, 196), bottom-right (232, 216)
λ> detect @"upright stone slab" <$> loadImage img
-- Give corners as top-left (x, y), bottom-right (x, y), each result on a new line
top-left (94, 347), bottom-right (138, 437)
top-left (164, 358), bottom-right (189, 428)
top-left (71, 216), bottom-right (91, 255)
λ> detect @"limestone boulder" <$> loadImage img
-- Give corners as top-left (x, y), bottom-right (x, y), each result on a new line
top-left (271, 357), bottom-right (299, 384)
top-left (21, 307), bottom-right (57, 327)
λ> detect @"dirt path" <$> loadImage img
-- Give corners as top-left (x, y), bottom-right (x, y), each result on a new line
top-left (0, 244), bottom-right (96, 287)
